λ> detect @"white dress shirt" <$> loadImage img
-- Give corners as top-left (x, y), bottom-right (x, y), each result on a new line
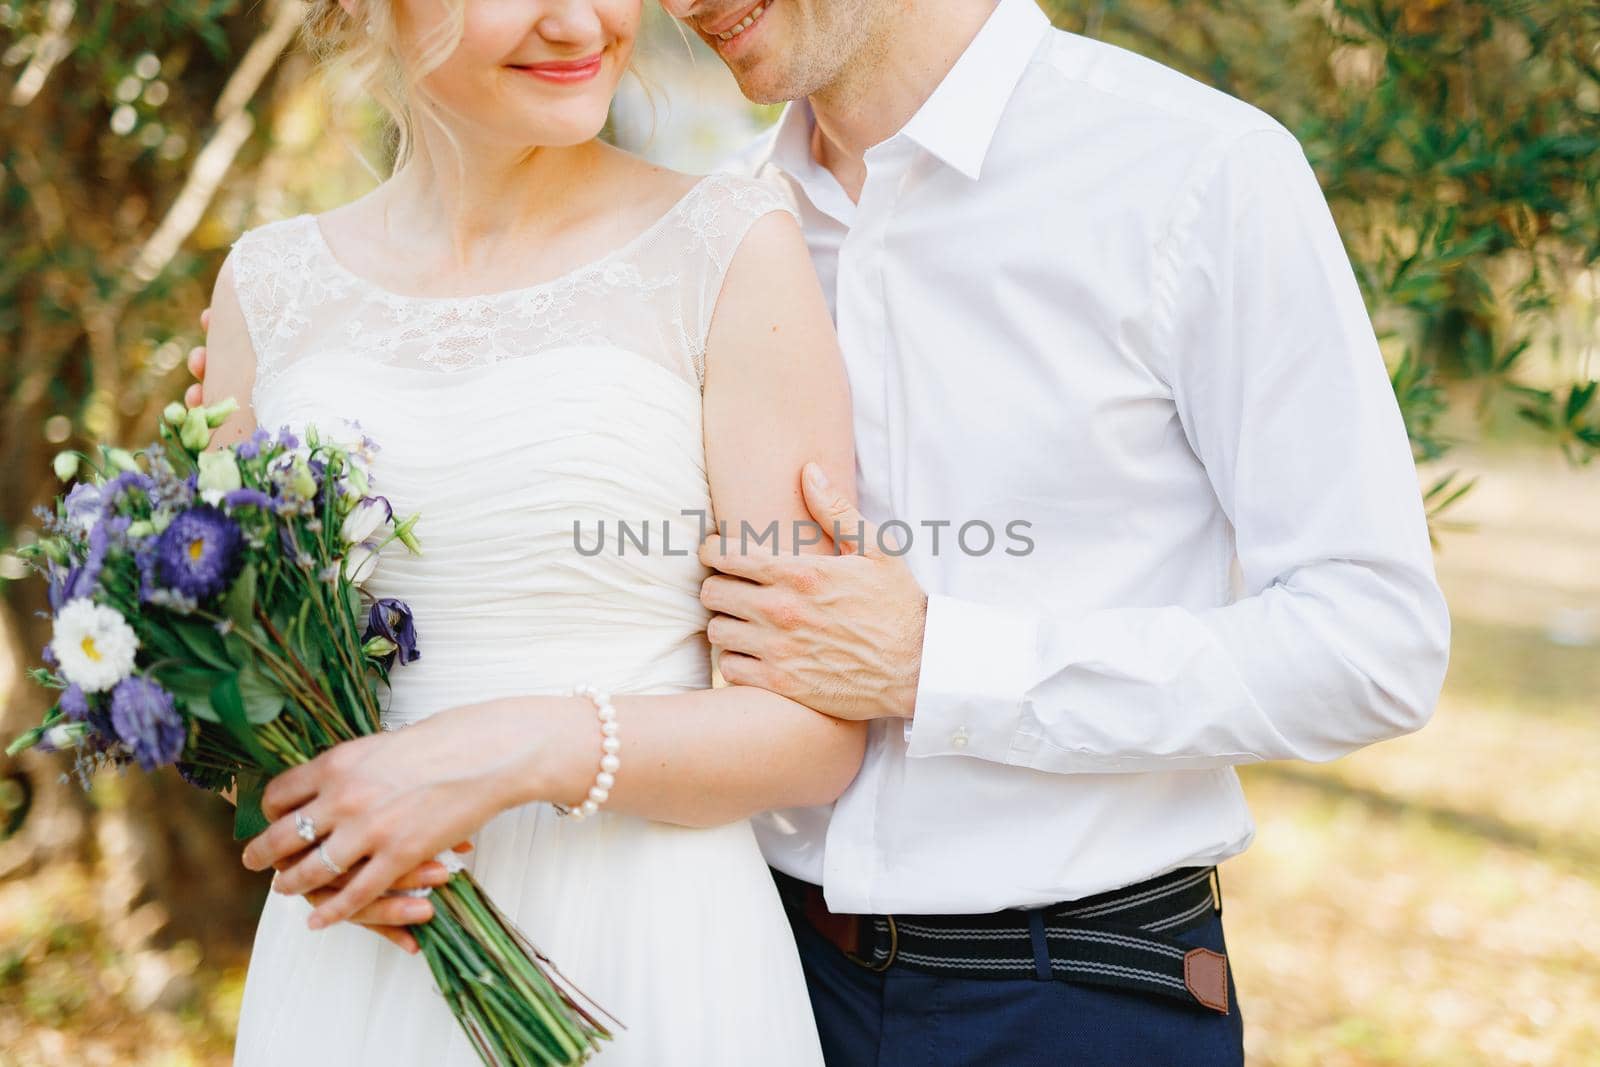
top-left (736, 0), bottom-right (1451, 914)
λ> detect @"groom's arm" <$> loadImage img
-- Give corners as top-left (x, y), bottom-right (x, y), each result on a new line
top-left (703, 127), bottom-right (1451, 772)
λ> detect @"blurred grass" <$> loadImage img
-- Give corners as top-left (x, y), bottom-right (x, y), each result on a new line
top-left (1, 443), bottom-right (1596, 1066)
top-left (1227, 442), bottom-right (1600, 1067)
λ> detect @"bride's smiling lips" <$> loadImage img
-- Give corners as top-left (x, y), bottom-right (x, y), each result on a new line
top-left (698, 0), bottom-right (774, 51)
top-left (506, 52), bottom-right (605, 85)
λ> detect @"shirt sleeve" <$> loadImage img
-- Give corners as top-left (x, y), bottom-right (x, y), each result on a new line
top-left (904, 126), bottom-right (1451, 772)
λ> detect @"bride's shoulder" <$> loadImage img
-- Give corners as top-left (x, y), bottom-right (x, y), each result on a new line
top-left (681, 170), bottom-right (799, 226)
top-left (600, 149), bottom-right (797, 234)
top-left (668, 171), bottom-right (801, 285)
top-left (223, 212), bottom-right (325, 305)
top-left (230, 212), bottom-right (318, 260)
top-left (213, 209), bottom-right (338, 379)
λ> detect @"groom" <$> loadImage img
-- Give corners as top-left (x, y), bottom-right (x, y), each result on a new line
top-left (670, 0), bottom-right (1448, 1062)
top-left (188, 0), bottom-right (1450, 1061)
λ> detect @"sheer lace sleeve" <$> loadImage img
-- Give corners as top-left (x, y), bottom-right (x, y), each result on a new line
top-left (675, 173), bottom-right (803, 385)
top-left (229, 217), bottom-right (350, 396)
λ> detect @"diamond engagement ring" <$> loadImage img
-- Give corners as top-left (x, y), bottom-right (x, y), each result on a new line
top-left (294, 810), bottom-right (318, 843)
top-left (316, 842), bottom-right (345, 876)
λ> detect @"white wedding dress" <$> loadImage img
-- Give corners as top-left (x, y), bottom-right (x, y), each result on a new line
top-left (227, 173), bottom-right (824, 1066)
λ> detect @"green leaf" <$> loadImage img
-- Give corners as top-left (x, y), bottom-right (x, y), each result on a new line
top-left (236, 664), bottom-right (286, 725)
top-left (160, 666), bottom-right (221, 722)
top-left (223, 564), bottom-right (259, 632)
top-left (343, 584), bottom-right (364, 629)
top-left (210, 676), bottom-right (279, 773)
top-left (173, 620), bottom-right (231, 670)
top-left (233, 772), bottom-right (271, 841)
top-left (222, 630), bottom-right (255, 667)
top-left (295, 634), bottom-right (324, 676)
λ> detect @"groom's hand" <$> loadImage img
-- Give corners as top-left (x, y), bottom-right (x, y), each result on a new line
top-left (699, 462), bottom-right (927, 722)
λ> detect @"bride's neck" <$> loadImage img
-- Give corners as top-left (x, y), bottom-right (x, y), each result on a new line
top-left (379, 126), bottom-right (609, 259)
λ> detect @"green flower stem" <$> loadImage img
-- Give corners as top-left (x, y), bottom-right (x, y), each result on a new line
top-left (306, 577), bottom-right (379, 734)
top-left (256, 719), bottom-right (310, 768)
top-left (444, 885), bottom-right (581, 1041)
top-left (195, 608), bottom-right (340, 732)
top-left (416, 922), bottom-right (527, 1064)
top-left (250, 602), bottom-right (358, 741)
top-left (409, 884), bottom-right (602, 1067)
top-left (437, 878), bottom-right (602, 1058)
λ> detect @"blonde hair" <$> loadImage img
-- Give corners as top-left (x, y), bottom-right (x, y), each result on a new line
top-left (302, 0), bottom-right (467, 173)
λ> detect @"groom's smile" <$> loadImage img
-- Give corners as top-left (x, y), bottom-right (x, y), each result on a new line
top-left (663, 0), bottom-right (894, 107)
top-left (694, 0), bottom-right (776, 54)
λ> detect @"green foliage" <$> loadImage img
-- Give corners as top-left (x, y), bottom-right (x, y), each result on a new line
top-left (1051, 0), bottom-right (1600, 494)
top-left (1, 0), bottom-right (287, 563)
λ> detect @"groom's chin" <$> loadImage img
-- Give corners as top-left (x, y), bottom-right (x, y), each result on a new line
top-left (727, 70), bottom-right (801, 107)
top-left (719, 47), bottom-right (812, 107)
top-left (695, 7), bottom-right (814, 104)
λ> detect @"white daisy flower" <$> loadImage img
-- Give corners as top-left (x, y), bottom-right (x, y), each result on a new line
top-left (50, 599), bottom-right (139, 693)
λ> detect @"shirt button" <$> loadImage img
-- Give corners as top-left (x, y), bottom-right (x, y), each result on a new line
top-left (950, 727), bottom-right (970, 749)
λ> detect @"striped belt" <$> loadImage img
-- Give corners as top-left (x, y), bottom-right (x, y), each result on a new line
top-left (773, 866), bottom-right (1230, 1015)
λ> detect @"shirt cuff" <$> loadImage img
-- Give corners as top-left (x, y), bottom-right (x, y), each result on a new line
top-left (904, 593), bottom-right (1039, 760)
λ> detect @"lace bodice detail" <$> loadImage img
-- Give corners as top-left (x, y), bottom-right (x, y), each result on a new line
top-left (229, 173), bottom-right (799, 398)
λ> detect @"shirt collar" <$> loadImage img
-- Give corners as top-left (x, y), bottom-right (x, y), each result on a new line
top-left (768, 97), bottom-right (824, 188)
top-left (895, 0), bottom-right (1051, 180)
top-left (765, 98), bottom-right (856, 226)
top-left (763, 0), bottom-right (1049, 190)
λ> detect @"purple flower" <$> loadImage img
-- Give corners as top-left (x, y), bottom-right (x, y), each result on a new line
top-left (63, 482), bottom-right (103, 533)
top-left (55, 514), bottom-right (130, 607)
top-left (60, 684), bottom-right (90, 721)
top-left (235, 428), bottom-right (272, 461)
top-left (46, 566), bottom-right (73, 611)
top-left (99, 470), bottom-right (154, 511)
top-left (109, 676), bottom-right (186, 770)
top-left (152, 505), bottom-right (243, 602)
top-left (84, 702), bottom-right (118, 744)
top-left (222, 488), bottom-right (276, 511)
top-left (144, 451), bottom-right (194, 513)
top-left (364, 598), bottom-right (420, 669)
top-left (275, 426), bottom-right (300, 450)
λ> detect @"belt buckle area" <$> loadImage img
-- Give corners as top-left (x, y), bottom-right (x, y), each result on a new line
top-left (845, 914), bottom-right (898, 972)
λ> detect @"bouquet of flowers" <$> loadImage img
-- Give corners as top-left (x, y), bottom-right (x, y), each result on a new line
top-left (7, 399), bottom-right (611, 1066)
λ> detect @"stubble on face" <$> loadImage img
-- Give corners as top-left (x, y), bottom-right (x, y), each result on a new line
top-left (716, 0), bottom-right (895, 106)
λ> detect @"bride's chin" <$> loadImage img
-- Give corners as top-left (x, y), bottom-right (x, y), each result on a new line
top-left (502, 112), bottom-right (613, 150)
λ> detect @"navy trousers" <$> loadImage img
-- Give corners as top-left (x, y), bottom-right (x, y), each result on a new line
top-left (783, 895), bottom-right (1245, 1067)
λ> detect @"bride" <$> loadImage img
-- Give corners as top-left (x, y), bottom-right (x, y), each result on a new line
top-left (202, 0), bottom-right (863, 1062)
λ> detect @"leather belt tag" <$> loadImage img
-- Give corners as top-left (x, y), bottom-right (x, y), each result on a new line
top-left (803, 893), bottom-right (863, 957)
top-left (1183, 948), bottom-right (1230, 1015)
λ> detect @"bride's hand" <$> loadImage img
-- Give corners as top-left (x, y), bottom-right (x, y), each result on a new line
top-left (240, 709), bottom-right (528, 931)
top-left (282, 847), bottom-right (468, 954)
top-left (184, 307), bottom-right (209, 408)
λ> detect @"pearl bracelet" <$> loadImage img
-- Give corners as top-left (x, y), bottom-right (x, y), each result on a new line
top-left (559, 684), bottom-right (621, 819)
